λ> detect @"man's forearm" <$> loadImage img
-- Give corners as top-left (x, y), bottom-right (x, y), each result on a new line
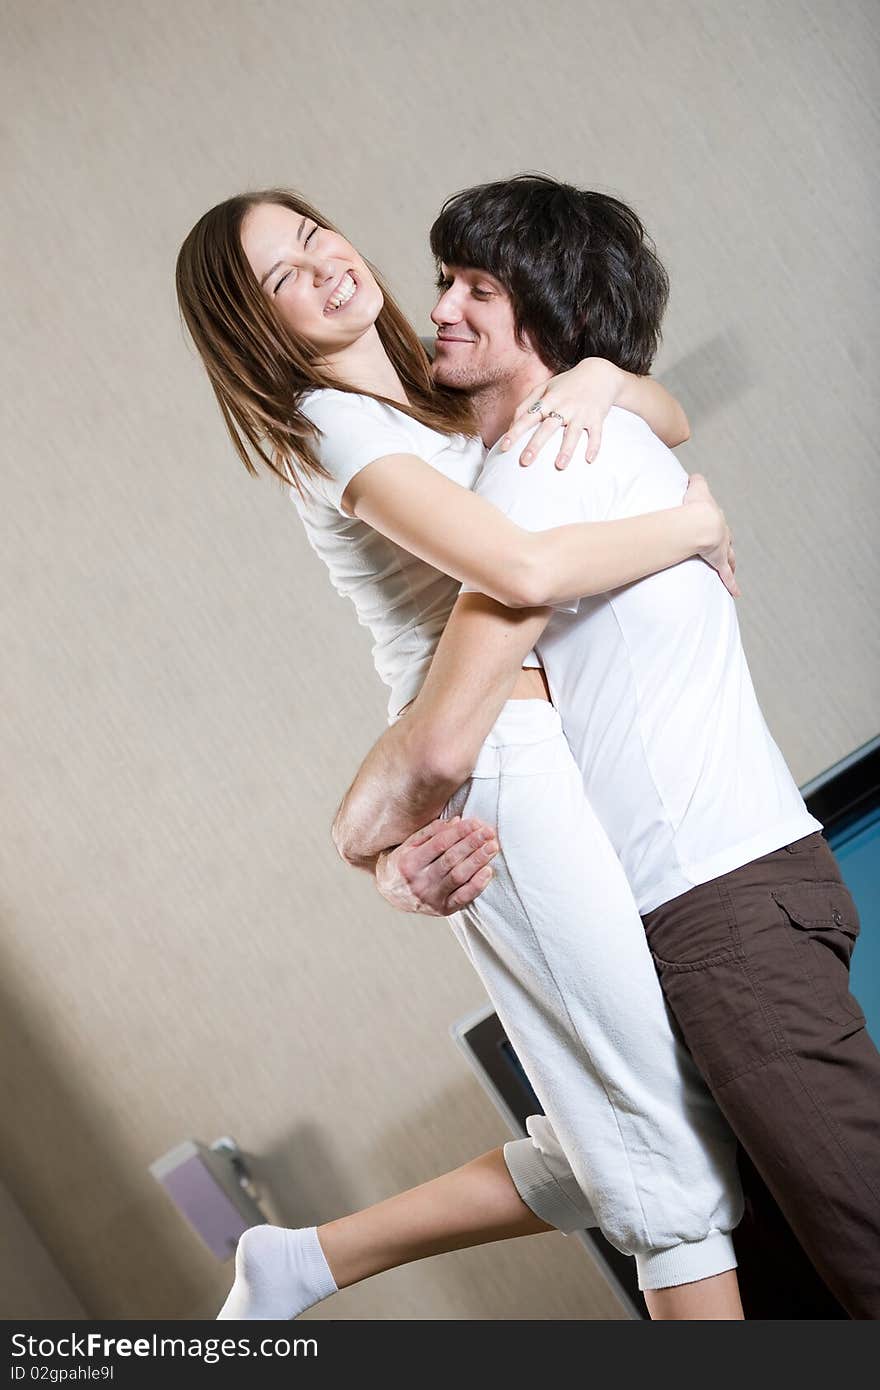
top-left (332, 596), bottom-right (551, 872)
top-left (331, 718), bottom-right (466, 871)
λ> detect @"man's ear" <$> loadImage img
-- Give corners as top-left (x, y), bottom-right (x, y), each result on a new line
top-left (420, 334), bottom-right (436, 361)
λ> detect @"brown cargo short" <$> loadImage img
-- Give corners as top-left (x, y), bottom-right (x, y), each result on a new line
top-left (643, 831), bottom-right (880, 1319)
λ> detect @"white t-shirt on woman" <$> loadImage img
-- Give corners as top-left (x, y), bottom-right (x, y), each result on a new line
top-left (291, 388), bottom-right (541, 721)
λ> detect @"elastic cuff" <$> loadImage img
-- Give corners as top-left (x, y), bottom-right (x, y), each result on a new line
top-left (306, 1226), bottom-right (339, 1299)
top-left (503, 1139), bottom-right (597, 1235)
top-left (635, 1230), bottom-right (737, 1291)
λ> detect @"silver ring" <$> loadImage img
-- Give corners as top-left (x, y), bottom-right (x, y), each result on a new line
top-left (547, 410), bottom-right (566, 425)
top-left (527, 401), bottom-right (544, 415)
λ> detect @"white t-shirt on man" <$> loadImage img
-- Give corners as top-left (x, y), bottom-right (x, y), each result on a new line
top-left (464, 407), bottom-right (821, 911)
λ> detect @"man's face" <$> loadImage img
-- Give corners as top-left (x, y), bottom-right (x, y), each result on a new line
top-left (430, 264), bottom-right (537, 391)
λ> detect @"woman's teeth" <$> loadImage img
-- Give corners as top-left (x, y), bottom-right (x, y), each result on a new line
top-left (326, 273), bottom-right (357, 312)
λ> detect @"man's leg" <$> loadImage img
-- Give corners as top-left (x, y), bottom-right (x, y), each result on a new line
top-left (731, 1148), bottom-right (848, 1318)
top-left (445, 701), bottom-right (743, 1302)
top-left (642, 832), bottom-right (880, 1319)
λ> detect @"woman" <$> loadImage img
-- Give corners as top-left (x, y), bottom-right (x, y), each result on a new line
top-left (175, 188), bottom-right (743, 1319)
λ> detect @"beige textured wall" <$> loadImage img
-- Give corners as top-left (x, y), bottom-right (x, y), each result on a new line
top-left (0, 1181), bottom-right (85, 1319)
top-left (2, 0), bottom-right (877, 1319)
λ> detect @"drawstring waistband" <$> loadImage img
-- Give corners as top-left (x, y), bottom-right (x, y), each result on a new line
top-left (468, 700), bottom-right (568, 779)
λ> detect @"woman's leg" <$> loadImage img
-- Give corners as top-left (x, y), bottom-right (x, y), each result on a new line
top-left (444, 702), bottom-right (744, 1311)
top-left (217, 1147), bottom-right (553, 1320)
top-left (322, 1144), bottom-right (740, 1318)
top-left (219, 1143), bottom-right (740, 1320)
top-left (317, 1146), bottom-right (553, 1286)
top-left (644, 1273), bottom-right (743, 1320)
top-left (220, 701), bottom-right (744, 1320)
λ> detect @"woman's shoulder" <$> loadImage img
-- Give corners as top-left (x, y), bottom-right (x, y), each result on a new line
top-left (301, 387), bottom-right (412, 436)
top-left (295, 389), bottom-right (427, 508)
top-left (299, 387), bottom-right (480, 485)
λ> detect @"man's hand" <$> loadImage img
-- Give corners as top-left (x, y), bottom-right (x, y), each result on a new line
top-left (374, 817), bottom-right (499, 916)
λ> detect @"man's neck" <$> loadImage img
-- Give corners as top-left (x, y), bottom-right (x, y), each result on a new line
top-left (473, 364), bottom-right (552, 449)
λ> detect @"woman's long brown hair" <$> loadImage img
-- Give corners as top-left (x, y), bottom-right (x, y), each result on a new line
top-left (175, 188), bottom-right (477, 495)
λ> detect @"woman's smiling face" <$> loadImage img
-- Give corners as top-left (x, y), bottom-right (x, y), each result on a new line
top-left (241, 201), bottom-right (383, 355)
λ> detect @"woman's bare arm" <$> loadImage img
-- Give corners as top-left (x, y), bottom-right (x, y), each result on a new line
top-left (343, 453), bottom-right (729, 610)
top-left (501, 358), bottom-right (690, 467)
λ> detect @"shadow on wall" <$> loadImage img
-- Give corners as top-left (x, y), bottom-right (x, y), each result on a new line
top-left (0, 932), bottom-right (624, 1320)
top-left (0, 1179), bottom-right (85, 1320)
top-left (0, 944), bottom-right (211, 1319)
top-left (184, 1128), bottom-right (363, 1321)
top-left (0, 943), bottom-right (366, 1319)
top-left (249, 1122), bottom-right (362, 1235)
top-left (660, 329), bottom-right (755, 428)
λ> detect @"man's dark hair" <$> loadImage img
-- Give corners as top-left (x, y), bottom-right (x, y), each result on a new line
top-left (429, 174), bottom-right (669, 375)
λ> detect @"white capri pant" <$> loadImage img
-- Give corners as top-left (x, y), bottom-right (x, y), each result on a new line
top-left (444, 700), bottom-right (743, 1291)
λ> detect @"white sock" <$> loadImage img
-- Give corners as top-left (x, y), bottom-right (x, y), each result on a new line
top-left (216, 1224), bottom-right (338, 1320)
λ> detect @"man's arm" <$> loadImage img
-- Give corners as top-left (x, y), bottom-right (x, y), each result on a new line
top-left (331, 425), bottom-right (568, 877)
top-left (332, 431), bottom-right (735, 908)
top-left (331, 594), bottom-right (551, 873)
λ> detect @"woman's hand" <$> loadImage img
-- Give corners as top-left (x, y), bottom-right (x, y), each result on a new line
top-left (499, 358), bottom-right (626, 470)
top-left (684, 474), bottom-right (740, 598)
top-left (374, 817), bottom-right (498, 916)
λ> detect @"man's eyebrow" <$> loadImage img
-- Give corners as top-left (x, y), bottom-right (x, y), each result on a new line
top-left (259, 217), bottom-right (308, 287)
top-left (440, 264), bottom-right (502, 288)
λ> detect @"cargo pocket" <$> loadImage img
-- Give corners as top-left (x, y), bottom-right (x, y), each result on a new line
top-left (771, 881), bottom-right (864, 1026)
top-left (646, 889), bottom-right (769, 1087)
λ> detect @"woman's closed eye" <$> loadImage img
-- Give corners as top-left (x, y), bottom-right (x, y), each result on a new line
top-left (274, 225), bottom-right (319, 293)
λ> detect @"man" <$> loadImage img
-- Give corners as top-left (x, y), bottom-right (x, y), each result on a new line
top-left (332, 176), bottom-right (880, 1318)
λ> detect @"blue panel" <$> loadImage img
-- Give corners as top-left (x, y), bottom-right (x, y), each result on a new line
top-left (827, 805), bottom-right (880, 1044)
